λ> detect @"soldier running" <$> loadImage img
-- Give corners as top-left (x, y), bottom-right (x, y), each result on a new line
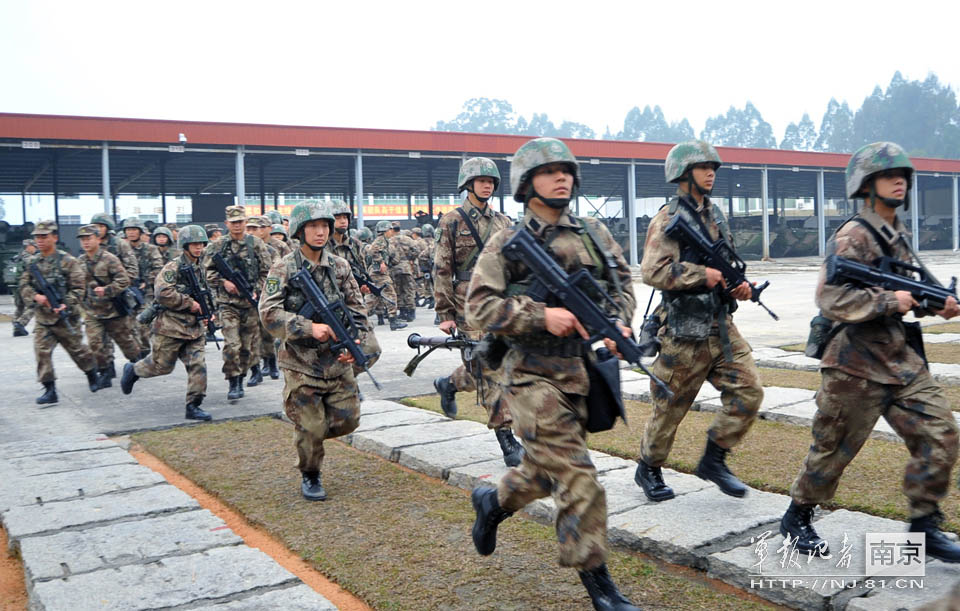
top-left (123, 216), bottom-right (164, 357)
top-left (91, 212), bottom-right (141, 378)
top-left (364, 221), bottom-right (406, 331)
top-left (11, 239), bottom-right (37, 337)
top-left (389, 222), bottom-right (418, 321)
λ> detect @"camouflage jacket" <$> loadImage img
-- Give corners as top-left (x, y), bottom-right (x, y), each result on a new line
top-left (154, 255), bottom-right (210, 341)
top-left (418, 239), bottom-right (435, 274)
top-left (466, 208), bottom-right (636, 395)
top-left (329, 234), bottom-right (365, 275)
top-left (365, 235), bottom-right (397, 275)
top-left (259, 248), bottom-right (369, 380)
top-left (203, 234), bottom-right (272, 308)
top-left (434, 199), bottom-right (512, 324)
top-left (101, 234), bottom-right (139, 282)
top-left (818, 208), bottom-right (927, 385)
top-left (157, 246), bottom-right (181, 264)
top-left (129, 241), bottom-right (164, 298)
top-left (268, 236), bottom-right (292, 259)
top-left (19, 250), bottom-right (86, 326)
top-left (78, 248), bottom-right (131, 319)
top-left (388, 233), bottom-right (419, 276)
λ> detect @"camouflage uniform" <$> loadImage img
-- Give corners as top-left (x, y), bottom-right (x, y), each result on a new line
top-left (11, 244), bottom-right (36, 331)
top-left (248, 216), bottom-right (279, 382)
top-left (129, 237), bottom-right (164, 349)
top-left (388, 227), bottom-right (418, 316)
top-left (364, 227), bottom-right (400, 319)
top-left (95, 216), bottom-right (143, 366)
top-left (203, 207), bottom-right (272, 381)
top-left (152, 227), bottom-right (181, 264)
top-left (77, 236), bottom-right (142, 371)
top-left (416, 235), bottom-right (435, 304)
top-left (19, 222), bottom-right (98, 385)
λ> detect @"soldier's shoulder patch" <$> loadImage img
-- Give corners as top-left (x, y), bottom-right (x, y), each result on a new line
top-left (163, 270), bottom-right (176, 283)
top-left (265, 277), bottom-right (280, 295)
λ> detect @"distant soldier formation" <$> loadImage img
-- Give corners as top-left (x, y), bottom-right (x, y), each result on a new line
top-left (12, 137), bottom-right (960, 610)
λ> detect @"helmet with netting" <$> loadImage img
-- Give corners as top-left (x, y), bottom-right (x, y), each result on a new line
top-left (458, 157), bottom-right (501, 192)
top-left (664, 140), bottom-right (722, 183)
top-left (845, 141), bottom-right (914, 199)
top-left (510, 138), bottom-right (581, 203)
top-left (289, 201), bottom-right (335, 239)
top-left (178, 225), bottom-right (209, 249)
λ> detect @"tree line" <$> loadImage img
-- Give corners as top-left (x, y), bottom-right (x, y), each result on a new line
top-left (434, 72), bottom-right (960, 159)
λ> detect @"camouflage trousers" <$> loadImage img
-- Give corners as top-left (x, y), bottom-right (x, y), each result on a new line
top-left (363, 272), bottom-right (398, 318)
top-left (497, 379), bottom-right (607, 570)
top-left (417, 276), bottom-right (434, 304)
top-left (34, 318), bottom-right (97, 383)
top-left (391, 272), bottom-right (415, 310)
top-left (134, 334), bottom-right (207, 405)
top-left (85, 315), bottom-right (142, 369)
top-left (13, 292), bottom-right (35, 327)
top-left (281, 368), bottom-right (361, 474)
top-left (790, 368), bottom-right (958, 519)
top-left (133, 296), bottom-right (153, 351)
top-left (641, 326), bottom-right (762, 466)
top-left (449, 328), bottom-right (509, 429)
top-left (259, 319), bottom-right (275, 360)
top-left (220, 303), bottom-right (260, 377)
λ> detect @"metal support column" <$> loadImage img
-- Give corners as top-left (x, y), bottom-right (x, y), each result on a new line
top-left (427, 162), bottom-right (434, 219)
top-left (259, 162), bottom-right (266, 214)
top-left (817, 169), bottom-right (826, 257)
top-left (354, 151), bottom-right (364, 228)
top-left (911, 176), bottom-right (920, 251)
top-left (52, 152), bottom-right (60, 226)
top-left (21, 191), bottom-right (26, 224)
top-left (952, 174), bottom-right (958, 252)
top-left (761, 167), bottom-right (770, 259)
top-left (408, 193), bottom-right (414, 220)
top-left (627, 161), bottom-right (638, 266)
top-left (235, 146), bottom-right (246, 208)
top-left (160, 161), bottom-right (167, 223)
top-left (101, 142), bottom-right (111, 215)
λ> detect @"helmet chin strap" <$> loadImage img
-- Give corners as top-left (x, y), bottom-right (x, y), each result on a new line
top-left (530, 186), bottom-right (571, 210)
top-left (686, 173), bottom-right (713, 197)
top-left (868, 183), bottom-right (909, 211)
top-left (306, 242), bottom-right (325, 252)
top-left (334, 227), bottom-right (347, 235)
top-left (466, 185), bottom-right (491, 204)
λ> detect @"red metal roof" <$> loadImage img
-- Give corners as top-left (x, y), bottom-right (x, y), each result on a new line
top-left (2, 112), bottom-right (959, 173)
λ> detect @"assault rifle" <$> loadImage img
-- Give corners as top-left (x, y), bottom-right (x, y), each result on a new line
top-left (663, 214), bottom-right (778, 320)
top-left (501, 228), bottom-right (673, 399)
top-left (212, 253), bottom-right (258, 307)
top-left (352, 270), bottom-right (395, 305)
top-left (825, 255), bottom-right (958, 311)
top-left (289, 265), bottom-right (381, 390)
top-left (181, 263), bottom-right (220, 350)
top-left (28, 263), bottom-right (74, 332)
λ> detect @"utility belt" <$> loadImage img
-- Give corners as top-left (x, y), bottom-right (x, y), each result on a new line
top-left (506, 337), bottom-right (585, 358)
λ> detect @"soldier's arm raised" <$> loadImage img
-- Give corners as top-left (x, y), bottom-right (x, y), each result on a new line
top-left (640, 210), bottom-right (708, 291)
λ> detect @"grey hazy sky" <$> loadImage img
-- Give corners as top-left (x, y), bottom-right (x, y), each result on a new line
top-left (2, 0), bottom-right (957, 144)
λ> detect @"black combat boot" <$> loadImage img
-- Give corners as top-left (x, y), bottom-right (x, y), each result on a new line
top-left (227, 376), bottom-right (241, 401)
top-left (471, 486), bottom-right (513, 555)
top-left (120, 363), bottom-right (138, 394)
top-left (389, 316), bottom-right (407, 331)
top-left (301, 471), bottom-right (327, 501)
top-left (405, 307), bottom-right (416, 322)
top-left (780, 501), bottom-right (828, 555)
top-left (85, 369), bottom-right (103, 393)
top-left (237, 375), bottom-right (245, 398)
top-left (911, 510), bottom-right (960, 563)
top-left (247, 364), bottom-right (263, 387)
top-left (36, 382), bottom-right (57, 405)
top-left (98, 367), bottom-right (112, 388)
top-left (578, 564), bottom-right (641, 611)
top-left (376, 312), bottom-right (386, 326)
top-left (695, 438), bottom-right (748, 498)
top-left (433, 376), bottom-right (457, 418)
top-left (266, 356), bottom-right (279, 380)
top-left (495, 427), bottom-right (524, 467)
top-left (12, 322), bottom-right (28, 337)
top-left (107, 362), bottom-right (117, 380)
top-left (185, 398), bottom-right (212, 421)
top-left (634, 459), bottom-right (675, 502)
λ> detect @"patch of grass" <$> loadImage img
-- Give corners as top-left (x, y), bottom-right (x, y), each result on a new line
top-left (134, 419), bottom-right (769, 611)
top-left (925, 343), bottom-right (960, 365)
top-left (925, 322), bottom-right (960, 334)
top-left (778, 342), bottom-right (806, 352)
top-left (405, 396), bottom-right (960, 533)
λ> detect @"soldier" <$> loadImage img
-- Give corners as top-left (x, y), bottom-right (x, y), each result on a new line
top-left (409, 226), bottom-right (426, 306)
top-left (205, 223), bottom-right (223, 241)
top-left (164, 223), bottom-right (179, 244)
top-left (204, 205), bottom-right (272, 400)
top-left (329, 200), bottom-right (368, 285)
top-left (123, 216), bottom-right (164, 356)
top-left (389, 221), bottom-right (418, 321)
top-left (419, 224), bottom-right (436, 311)
top-left (91, 212), bottom-right (141, 377)
top-left (364, 221), bottom-right (406, 331)
top-left (76, 224), bottom-right (142, 386)
top-left (270, 223), bottom-right (288, 246)
top-left (19, 221), bottom-right (104, 404)
top-left (260, 201), bottom-right (370, 501)
top-left (152, 226), bottom-right (180, 263)
top-left (432, 157), bottom-right (520, 466)
top-left (11, 239), bottom-right (37, 336)
top-left (466, 138), bottom-right (640, 610)
top-left (121, 225), bottom-right (213, 421)
top-left (245, 215), bottom-right (278, 386)
top-left (780, 142), bottom-right (960, 562)
top-left (634, 140), bottom-right (763, 503)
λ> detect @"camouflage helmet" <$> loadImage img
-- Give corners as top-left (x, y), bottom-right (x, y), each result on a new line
top-left (358, 226), bottom-right (374, 242)
top-left (411, 226), bottom-right (422, 236)
top-left (265, 210), bottom-right (283, 225)
top-left (76, 224), bottom-right (99, 238)
top-left (349, 228), bottom-right (359, 240)
top-left (510, 138), bottom-right (581, 203)
top-left (270, 223), bottom-right (287, 237)
top-left (122, 216), bottom-right (146, 231)
top-left (330, 199), bottom-right (352, 218)
top-left (375, 220), bottom-right (392, 233)
top-left (664, 140), bottom-right (722, 183)
top-left (845, 141), bottom-right (914, 199)
top-left (289, 200), bottom-right (335, 239)
top-left (178, 224), bottom-right (209, 249)
top-left (458, 157), bottom-right (501, 192)
top-left (151, 226), bottom-right (173, 244)
top-left (32, 220), bottom-right (58, 235)
top-left (90, 212), bottom-right (117, 231)
top-left (421, 223), bottom-right (434, 238)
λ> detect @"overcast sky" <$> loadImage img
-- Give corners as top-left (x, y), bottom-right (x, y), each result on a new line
top-left (1, 0), bottom-right (957, 143)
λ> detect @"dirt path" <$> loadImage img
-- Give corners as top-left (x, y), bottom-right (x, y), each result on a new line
top-left (0, 526), bottom-right (27, 611)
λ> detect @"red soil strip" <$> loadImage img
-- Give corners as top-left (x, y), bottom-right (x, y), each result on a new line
top-left (0, 526), bottom-right (27, 611)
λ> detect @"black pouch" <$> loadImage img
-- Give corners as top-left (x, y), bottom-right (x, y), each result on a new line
top-left (903, 320), bottom-right (928, 366)
top-left (665, 292), bottom-right (717, 340)
top-left (585, 348), bottom-right (627, 433)
top-left (475, 333), bottom-right (509, 371)
top-left (804, 314), bottom-right (835, 359)
top-left (638, 313), bottom-right (662, 357)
